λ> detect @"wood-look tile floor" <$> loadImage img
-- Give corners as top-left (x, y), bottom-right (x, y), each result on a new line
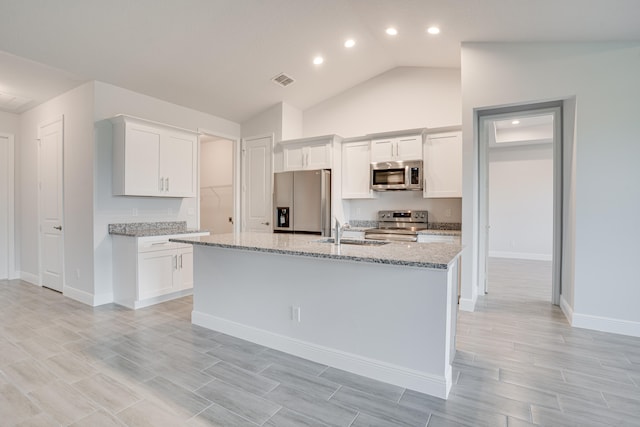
top-left (1, 258), bottom-right (639, 426)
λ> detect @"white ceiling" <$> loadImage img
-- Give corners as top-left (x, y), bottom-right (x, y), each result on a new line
top-left (1, 0), bottom-right (640, 122)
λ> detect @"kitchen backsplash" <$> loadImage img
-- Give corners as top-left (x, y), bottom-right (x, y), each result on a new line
top-left (349, 219), bottom-right (461, 230)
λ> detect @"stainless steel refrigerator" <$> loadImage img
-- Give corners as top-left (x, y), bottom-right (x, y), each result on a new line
top-left (273, 169), bottom-right (331, 236)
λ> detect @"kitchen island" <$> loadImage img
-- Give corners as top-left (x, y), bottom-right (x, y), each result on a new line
top-left (170, 232), bottom-right (462, 399)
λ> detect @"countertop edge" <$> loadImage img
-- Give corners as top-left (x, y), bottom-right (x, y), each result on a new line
top-left (170, 237), bottom-right (461, 270)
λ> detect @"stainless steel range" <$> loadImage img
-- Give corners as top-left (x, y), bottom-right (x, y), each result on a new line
top-left (365, 210), bottom-right (428, 242)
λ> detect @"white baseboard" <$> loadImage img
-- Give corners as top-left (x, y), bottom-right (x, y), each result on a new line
top-left (559, 295), bottom-right (573, 324)
top-left (489, 251), bottom-right (552, 261)
top-left (20, 271), bottom-right (40, 286)
top-left (192, 311), bottom-right (451, 399)
top-left (63, 285), bottom-right (95, 306)
top-left (459, 295), bottom-right (477, 312)
top-left (93, 292), bottom-right (114, 306)
top-left (571, 311), bottom-right (640, 338)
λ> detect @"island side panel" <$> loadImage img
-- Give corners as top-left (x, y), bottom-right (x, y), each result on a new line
top-left (191, 245), bottom-right (455, 398)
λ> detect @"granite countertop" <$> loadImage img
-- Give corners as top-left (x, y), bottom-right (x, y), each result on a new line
top-left (170, 232), bottom-right (463, 270)
top-left (108, 221), bottom-right (209, 238)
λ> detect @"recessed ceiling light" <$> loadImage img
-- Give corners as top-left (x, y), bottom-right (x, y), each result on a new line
top-left (313, 56), bottom-right (324, 65)
top-left (512, 120), bottom-right (520, 125)
top-left (385, 27), bottom-right (398, 36)
top-left (344, 39), bottom-right (356, 48)
top-left (427, 26), bottom-right (440, 35)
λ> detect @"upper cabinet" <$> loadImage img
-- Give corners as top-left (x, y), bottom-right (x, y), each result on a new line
top-left (423, 130), bottom-right (462, 198)
top-left (280, 135), bottom-right (339, 171)
top-left (342, 140), bottom-right (375, 199)
top-left (111, 115), bottom-right (198, 197)
top-left (371, 134), bottom-right (422, 162)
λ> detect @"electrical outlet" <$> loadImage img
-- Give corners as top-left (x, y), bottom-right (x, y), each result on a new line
top-left (132, 208), bottom-right (138, 216)
top-left (291, 306), bottom-right (301, 322)
top-left (445, 208), bottom-right (452, 218)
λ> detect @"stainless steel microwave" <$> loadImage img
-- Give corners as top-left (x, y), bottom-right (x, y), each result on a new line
top-left (370, 160), bottom-right (423, 191)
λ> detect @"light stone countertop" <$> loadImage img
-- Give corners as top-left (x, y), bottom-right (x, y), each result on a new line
top-left (108, 221), bottom-right (209, 237)
top-left (170, 232), bottom-right (463, 270)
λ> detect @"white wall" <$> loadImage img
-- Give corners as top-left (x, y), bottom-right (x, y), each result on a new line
top-left (489, 144), bottom-right (553, 260)
top-left (92, 81), bottom-right (241, 303)
top-left (241, 103), bottom-right (282, 140)
top-left (18, 82), bottom-right (95, 300)
top-left (461, 42), bottom-right (640, 337)
top-left (303, 67), bottom-right (463, 223)
top-left (303, 67), bottom-right (461, 138)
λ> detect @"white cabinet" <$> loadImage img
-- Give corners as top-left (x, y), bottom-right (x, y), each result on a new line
top-left (280, 135), bottom-right (338, 171)
top-left (341, 140), bottom-right (375, 199)
top-left (112, 233), bottom-right (206, 309)
top-left (111, 115), bottom-right (198, 197)
top-left (423, 131), bottom-right (462, 198)
top-left (371, 135), bottom-right (422, 162)
top-left (283, 141), bottom-right (332, 171)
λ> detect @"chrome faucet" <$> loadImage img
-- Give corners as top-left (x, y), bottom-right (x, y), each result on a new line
top-left (334, 219), bottom-right (350, 245)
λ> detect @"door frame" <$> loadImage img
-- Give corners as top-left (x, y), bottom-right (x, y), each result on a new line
top-left (241, 133), bottom-right (274, 232)
top-left (0, 132), bottom-right (16, 280)
top-left (477, 102), bottom-right (563, 305)
top-left (197, 129), bottom-right (241, 234)
top-left (38, 115), bottom-right (65, 290)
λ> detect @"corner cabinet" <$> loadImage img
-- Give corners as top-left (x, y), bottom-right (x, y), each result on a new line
top-left (370, 134), bottom-right (423, 162)
top-left (111, 115), bottom-right (198, 197)
top-left (280, 135), bottom-right (339, 171)
top-left (423, 130), bottom-right (462, 198)
top-left (341, 140), bottom-right (375, 199)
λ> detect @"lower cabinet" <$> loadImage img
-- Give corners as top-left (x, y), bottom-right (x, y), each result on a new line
top-left (112, 235), bottom-right (200, 309)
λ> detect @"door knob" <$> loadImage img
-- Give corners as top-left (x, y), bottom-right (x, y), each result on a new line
top-left (53, 225), bottom-right (62, 231)
top-left (261, 222), bottom-right (270, 226)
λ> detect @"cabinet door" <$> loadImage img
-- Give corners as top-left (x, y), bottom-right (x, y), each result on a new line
top-left (124, 123), bottom-right (161, 196)
top-left (283, 145), bottom-right (305, 171)
top-left (370, 138), bottom-right (395, 162)
top-left (175, 246), bottom-right (194, 290)
top-left (162, 132), bottom-right (197, 197)
top-left (424, 132), bottom-right (462, 198)
top-left (306, 143), bottom-right (331, 169)
top-left (138, 249), bottom-right (176, 299)
top-left (342, 141), bottom-right (373, 199)
top-left (396, 135), bottom-right (423, 160)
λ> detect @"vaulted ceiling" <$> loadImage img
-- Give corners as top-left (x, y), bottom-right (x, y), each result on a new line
top-left (1, 0), bottom-right (640, 121)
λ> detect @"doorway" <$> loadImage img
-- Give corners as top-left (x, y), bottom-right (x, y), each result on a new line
top-left (478, 103), bottom-right (562, 305)
top-left (199, 134), bottom-right (235, 234)
top-left (38, 116), bottom-right (64, 292)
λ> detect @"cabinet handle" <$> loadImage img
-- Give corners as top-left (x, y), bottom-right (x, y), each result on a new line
top-left (159, 177), bottom-right (164, 191)
top-left (165, 177), bottom-right (170, 192)
top-left (174, 255), bottom-right (178, 270)
top-left (179, 254), bottom-right (183, 269)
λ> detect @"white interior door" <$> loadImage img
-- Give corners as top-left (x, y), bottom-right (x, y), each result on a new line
top-left (242, 135), bottom-right (273, 232)
top-left (0, 134), bottom-right (13, 280)
top-left (39, 117), bottom-right (64, 292)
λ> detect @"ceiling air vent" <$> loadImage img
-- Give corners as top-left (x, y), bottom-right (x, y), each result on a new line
top-left (271, 73), bottom-right (295, 88)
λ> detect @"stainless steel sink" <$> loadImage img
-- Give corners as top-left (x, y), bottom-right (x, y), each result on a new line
top-left (314, 238), bottom-right (390, 246)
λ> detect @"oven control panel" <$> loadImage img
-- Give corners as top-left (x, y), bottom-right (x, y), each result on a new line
top-left (377, 210), bottom-right (428, 223)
